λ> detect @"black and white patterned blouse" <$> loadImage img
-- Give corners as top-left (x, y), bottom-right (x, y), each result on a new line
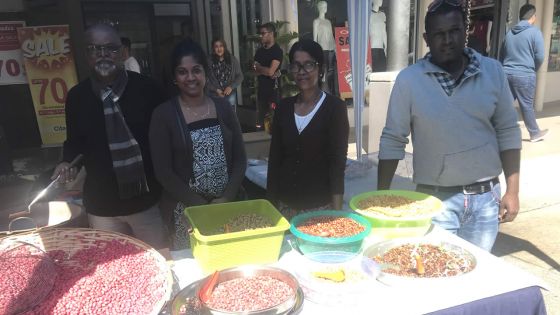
top-left (210, 59), bottom-right (232, 89)
top-left (187, 118), bottom-right (229, 198)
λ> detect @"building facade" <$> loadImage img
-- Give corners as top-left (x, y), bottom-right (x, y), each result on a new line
top-left (0, 0), bottom-right (558, 150)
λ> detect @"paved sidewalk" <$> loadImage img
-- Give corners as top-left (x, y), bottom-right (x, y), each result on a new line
top-left (492, 102), bottom-right (560, 315)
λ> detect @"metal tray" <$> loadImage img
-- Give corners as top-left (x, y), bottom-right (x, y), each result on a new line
top-left (362, 237), bottom-right (477, 287)
top-left (168, 277), bottom-right (304, 315)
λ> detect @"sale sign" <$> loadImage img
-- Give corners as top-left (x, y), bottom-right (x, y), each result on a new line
top-left (0, 21), bottom-right (27, 85)
top-left (17, 25), bottom-right (78, 145)
top-left (335, 27), bottom-right (372, 100)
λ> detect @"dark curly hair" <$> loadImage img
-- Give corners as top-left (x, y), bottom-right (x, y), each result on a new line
top-left (170, 38), bottom-right (208, 75)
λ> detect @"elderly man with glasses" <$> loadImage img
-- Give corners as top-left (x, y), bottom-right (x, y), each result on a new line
top-left (377, 0), bottom-right (522, 251)
top-left (51, 23), bottom-right (167, 249)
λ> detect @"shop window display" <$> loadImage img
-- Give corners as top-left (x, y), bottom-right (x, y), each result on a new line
top-left (313, 1), bottom-right (338, 94)
top-left (297, 0), bottom-right (417, 76)
top-left (548, 0), bottom-right (560, 72)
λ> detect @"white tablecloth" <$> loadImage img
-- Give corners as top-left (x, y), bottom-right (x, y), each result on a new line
top-left (244, 159), bottom-right (416, 211)
top-left (170, 227), bottom-right (547, 315)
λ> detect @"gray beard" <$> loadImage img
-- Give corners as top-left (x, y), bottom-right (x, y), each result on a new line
top-left (95, 61), bottom-right (117, 77)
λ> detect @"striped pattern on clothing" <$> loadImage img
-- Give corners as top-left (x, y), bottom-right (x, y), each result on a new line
top-left (103, 87), bottom-right (149, 199)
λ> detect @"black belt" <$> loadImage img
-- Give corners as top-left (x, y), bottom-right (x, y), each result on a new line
top-left (417, 177), bottom-right (499, 195)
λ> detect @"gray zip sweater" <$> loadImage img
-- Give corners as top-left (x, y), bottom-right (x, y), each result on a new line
top-left (379, 52), bottom-right (521, 186)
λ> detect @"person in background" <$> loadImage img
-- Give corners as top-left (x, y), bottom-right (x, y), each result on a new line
top-left (121, 37), bottom-right (141, 73)
top-left (377, 0), bottom-right (521, 252)
top-left (149, 39), bottom-right (246, 249)
top-left (267, 39), bottom-right (349, 220)
top-left (253, 22), bottom-right (283, 130)
top-left (52, 24), bottom-right (167, 249)
top-left (207, 38), bottom-right (244, 111)
top-left (500, 4), bottom-right (548, 142)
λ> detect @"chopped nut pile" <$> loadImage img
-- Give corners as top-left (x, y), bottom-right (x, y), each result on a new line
top-left (357, 195), bottom-right (437, 217)
top-left (296, 216), bottom-right (365, 237)
top-left (214, 213), bottom-right (273, 234)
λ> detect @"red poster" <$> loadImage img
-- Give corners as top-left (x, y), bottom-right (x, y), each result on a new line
top-left (335, 27), bottom-right (372, 99)
top-left (0, 21), bottom-right (27, 85)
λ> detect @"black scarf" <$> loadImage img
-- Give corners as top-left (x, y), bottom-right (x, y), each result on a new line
top-left (92, 70), bottom-right (149, 199)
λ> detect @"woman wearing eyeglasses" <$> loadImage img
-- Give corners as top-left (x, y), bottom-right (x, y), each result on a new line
top-left (267, 39), bottom-right (349, 219)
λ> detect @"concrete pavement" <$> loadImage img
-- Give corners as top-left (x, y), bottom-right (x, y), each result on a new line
top-left (492, 101), bottom-right (560, 315)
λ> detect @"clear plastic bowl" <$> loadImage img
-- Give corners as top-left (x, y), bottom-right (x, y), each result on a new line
top-left (292, 251), bottom-right (380, 306)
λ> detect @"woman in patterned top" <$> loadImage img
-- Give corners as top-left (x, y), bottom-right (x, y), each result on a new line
top-left (149, 39), bottom-right (246, 249)
top-left (207, 39), bottom-right (244, 111)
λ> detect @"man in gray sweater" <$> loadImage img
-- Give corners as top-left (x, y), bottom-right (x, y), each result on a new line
top-left (377, 0), bottom-right (522, 251)
top-left (500, 4), bottom-right (548, 142)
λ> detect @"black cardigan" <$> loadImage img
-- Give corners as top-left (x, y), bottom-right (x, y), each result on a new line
top-left (62, 71), bottom-right (165, 216)
top-left (267, 93), bottom-right (349, 209)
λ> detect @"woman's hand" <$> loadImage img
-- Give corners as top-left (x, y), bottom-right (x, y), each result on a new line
top-left (223, 87), bottom-right (233, 96)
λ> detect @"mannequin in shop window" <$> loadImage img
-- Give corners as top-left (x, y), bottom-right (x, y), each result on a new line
top-left (313, 1), bottom-right (337, 95)
top-left (369, 0), bottom-right (387, 72)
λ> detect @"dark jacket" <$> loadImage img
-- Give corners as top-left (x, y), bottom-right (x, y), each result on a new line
top-left (267, 93), bottom-right (349, 209)
top-left (62, 71), bottom-right (164, 216)
top-left (149, 96), bottom-right (246, 225)
top-left (500, 20), bottom-right (545, 75)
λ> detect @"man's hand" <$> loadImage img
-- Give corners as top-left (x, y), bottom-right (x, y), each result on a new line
top-left (216, 89), bottom-right (224, 97)
top-left (499, 149), bottom-right (520, 223)
top-left (223, 86), bottom-right (233, 96)
top-left (271, 69), bottom-right (281, 79)
top-left (499, 191), bottom-right (519, 222)
top-left (51, 162), bottom-right (78, 184)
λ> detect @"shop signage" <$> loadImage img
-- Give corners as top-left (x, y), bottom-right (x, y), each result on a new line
top-left (17, 25), bottom-right (78, 145)
top-left (334, 26), bottom-right (372, 100)
top-left (0, 21), bottom-right (27, 85)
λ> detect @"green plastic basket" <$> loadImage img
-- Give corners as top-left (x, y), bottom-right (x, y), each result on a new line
top-left (349, 190), bottom-right (443, 239)
top-left (184, 199), bottom-right (290, 274)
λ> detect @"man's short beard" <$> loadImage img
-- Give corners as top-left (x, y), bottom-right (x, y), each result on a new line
top-left (94, 60), bottom-right (118, 77)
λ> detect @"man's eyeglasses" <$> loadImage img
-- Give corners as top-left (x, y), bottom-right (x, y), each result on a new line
top-left (259, 31), bottom-right (271, 37)
top-left (86, 44), bottom-right (122, 56)
top-left (288, 61), bottom-right (318, 73)
top-left (427, 0), bottom-right (464, 12)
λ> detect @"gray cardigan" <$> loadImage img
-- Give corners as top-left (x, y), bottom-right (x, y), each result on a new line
top-left (206, 55), bottom-right (244, 96)
top-left (149, 96), bottom-right (247, 223)
top-left (379, 51), bottom-right (521, 186)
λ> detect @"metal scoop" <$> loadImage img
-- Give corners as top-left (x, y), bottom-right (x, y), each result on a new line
top-left (8, 154), bottom-right (82, 221)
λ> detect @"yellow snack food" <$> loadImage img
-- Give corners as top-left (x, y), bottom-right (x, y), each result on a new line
top-left (312, 269), bottom-right (346, 282)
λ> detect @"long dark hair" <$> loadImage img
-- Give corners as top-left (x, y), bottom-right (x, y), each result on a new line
top-left (170, 38), bottom-right (209, 74)
top-left (210, 38), bottom-right (232, 65)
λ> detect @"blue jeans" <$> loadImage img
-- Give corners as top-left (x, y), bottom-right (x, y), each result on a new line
top-left (506, 74), bottom-right (540, 137)
top-left (416, 183), bottom-right (501, 251)
top-left (225, 90), bottom-right (237, 112)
